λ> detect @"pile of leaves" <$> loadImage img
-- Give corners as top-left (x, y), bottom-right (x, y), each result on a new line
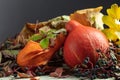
top-left (0, 15), bottom-right (70, 78)
top-left (0, 4), bottom-right (120, 80)
top-left (0, 39), bottom-right (24, 77)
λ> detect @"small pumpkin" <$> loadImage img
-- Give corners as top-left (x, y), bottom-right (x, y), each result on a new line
top-left (63, 20), bottom-right (109, 68)
top-left (17, 33), bottom-right (65, 67)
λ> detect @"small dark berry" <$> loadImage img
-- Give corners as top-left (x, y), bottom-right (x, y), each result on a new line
top-left (0, 67), bottom-right (3, 71)
top-left (36, 72), bottom-right (44, 76)
top-left (95, 65), bottom-right (99, 68)
top-left (13, 72), bottom-right (17, 77)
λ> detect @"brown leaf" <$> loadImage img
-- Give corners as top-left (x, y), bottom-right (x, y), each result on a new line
top-left (49, 67), bottom-right (63, 78)
top-left (70, 6), bottom-right (103, 27)
top-left (30, 77), bottom-right (40, 80)
top-left (17, 72), bottom-right (32, 78)
top-left (15, 25), bottom-right (34, 45)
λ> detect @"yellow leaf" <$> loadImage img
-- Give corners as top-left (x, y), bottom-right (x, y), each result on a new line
top-left (115, 40), bottom-right (120, 45)
top-left (102, 4), bottom-right (120, 46)
top-left (117, 7), bottom-right (120, 19)
top-left (107, 4), bottom-right (120, 19)
top-left (115, 31), bottom-right (120, 39)
top-left (102, 29), bottom-right (118, 41)
top-left (102, 15), bottom-right (117, 29)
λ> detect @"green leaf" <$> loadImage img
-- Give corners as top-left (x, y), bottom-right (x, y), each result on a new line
top-left (47, 33), bottom-right (56, 39)
top-left (39, 38), bottom-right (49, 49)
top-left (29, 34), bottom-right (42, 41)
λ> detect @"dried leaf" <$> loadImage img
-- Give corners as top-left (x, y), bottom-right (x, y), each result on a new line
top-left (17, 72), bottom-right (32, 78)
top-left (8, 44), bottom-right (23, 50)
top-left (15, 25), bottom-right (34, 44)
top-left (3, 65), bottom-right (13, 76)
top-left (0, 52), bottom-right (2, 63)
top-left (70, 6), bottom-right (104, 30)
top-left (49, 67), bottom-right (63, 78)
top-left (30, 77), bottom-right (40, 80)
top-left (1, 50), bottom-right (19, 59)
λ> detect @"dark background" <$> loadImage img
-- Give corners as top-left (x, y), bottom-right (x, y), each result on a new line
top-left (0, 0), bottom-right (119, 42)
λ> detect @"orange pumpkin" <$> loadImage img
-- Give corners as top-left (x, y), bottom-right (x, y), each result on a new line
top-left (63, 20), bottom-right (109, 68)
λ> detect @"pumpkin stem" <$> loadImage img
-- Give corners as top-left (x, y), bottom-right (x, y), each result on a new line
top-left (65, 20), bottom-right (84, 32)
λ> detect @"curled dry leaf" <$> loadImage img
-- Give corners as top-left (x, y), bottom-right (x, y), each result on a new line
top-left (26, 23), bottom-right (38, 31)
top-left (30, 77), bottom-right (40, 80)
top-left (115, 53), bottom-right (120, 61)
top-left (17, 72), bottom-right (32, 78)
top-left (15, 22), bottom-right (47, 45)
top-left (70, 6), bottom-right (104, 30)
top-left (114, 48), bottom-right (120, 61)
top-left (15, 15), bottom-right (69, 45)
top-left (15, 25), bottom-right (34, 45)
top-left (17, 33), bottom-right (65, 67)
top-left (26, 21), bottom-right (48, 32)
top-left (17, 40), bottom-right (43, 67)
top-left (49, 67), bottom-right (63, 78)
